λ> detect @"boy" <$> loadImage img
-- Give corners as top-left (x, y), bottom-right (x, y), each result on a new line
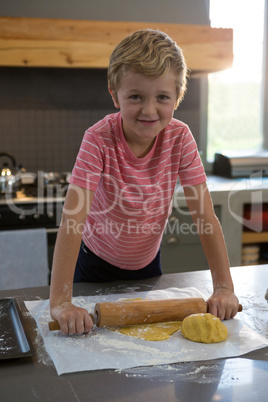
top-left (50, 29), bottom-right (239, 335)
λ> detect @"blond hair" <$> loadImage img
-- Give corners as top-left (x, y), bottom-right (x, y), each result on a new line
top-left (107, 29), bottom-right (188, 108)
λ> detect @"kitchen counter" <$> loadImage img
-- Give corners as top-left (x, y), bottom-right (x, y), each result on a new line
top-left (174, 174), bottom-right (268, 206)
top-left (3, 174), bottom-right (268, 203)
top-left (0, 192), bottom-right (65, 205)
top-left (1, 265), bottom-right (268, 402)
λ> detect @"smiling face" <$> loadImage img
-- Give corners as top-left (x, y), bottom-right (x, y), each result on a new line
top-left (110, 70), bottom-right (178, 150)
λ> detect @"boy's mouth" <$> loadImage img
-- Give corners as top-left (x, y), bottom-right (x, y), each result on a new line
top-left (138, 119), bottom-right (159, 126)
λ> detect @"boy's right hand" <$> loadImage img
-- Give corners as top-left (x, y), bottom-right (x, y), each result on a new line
top-left (50, 302), bottom-right (93, 335)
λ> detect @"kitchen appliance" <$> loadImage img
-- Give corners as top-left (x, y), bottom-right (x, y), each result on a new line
top-left (0, 171), bottom-right (69, 281)
top-left (21, 171), bottom-right (69, 198)
top-left (0, 152), bottom-right (22, 196)
top-left (213, 150), bottom-right (268, 178)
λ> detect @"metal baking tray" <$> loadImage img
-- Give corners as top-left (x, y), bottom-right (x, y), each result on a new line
top-left (0, 298), bottom-right (34, 359)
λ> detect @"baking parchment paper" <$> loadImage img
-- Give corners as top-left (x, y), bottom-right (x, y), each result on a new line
top-left (25, 287), bottom-right (268, 375)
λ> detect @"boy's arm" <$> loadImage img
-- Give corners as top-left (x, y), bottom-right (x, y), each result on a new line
top-left (183, 182), bottom-right (239, 320)
top-left (49, 184), bottom-right (94, 335)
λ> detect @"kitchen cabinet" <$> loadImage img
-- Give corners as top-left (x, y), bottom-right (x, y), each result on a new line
top-left (0, 17), bottom-right (233, 74)
top-left (161, 206), bottom-right (221, 273)
top-left (0, 194), bottom-right (65, 283)
top-left (241, 203), bottom-right (268, 264)
top-left (161, 176), bottom-right (268, 273)
top-left (242, 230), bottom-right (268, 244)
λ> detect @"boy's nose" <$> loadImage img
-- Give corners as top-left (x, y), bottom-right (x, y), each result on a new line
top-left (142, 100), bottom-right (156, 116)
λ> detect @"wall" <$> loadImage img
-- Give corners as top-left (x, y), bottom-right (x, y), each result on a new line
top-left (0, 0), bottom-right (210, 173)
top-left (0, 0), bottom-right (210, 24)
top-left (263, 0), bottom-right (268, 148)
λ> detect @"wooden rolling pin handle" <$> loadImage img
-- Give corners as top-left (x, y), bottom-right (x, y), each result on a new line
top-left (48, 313), bottom-right (94, 331)
top-left (48, 320), bottom-right (61, 331)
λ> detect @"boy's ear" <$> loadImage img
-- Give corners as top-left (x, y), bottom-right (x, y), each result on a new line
top-left (109, 88), bottom-right (120, 108)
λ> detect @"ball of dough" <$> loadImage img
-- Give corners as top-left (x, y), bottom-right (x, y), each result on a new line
top-left (181, 313), bottom-right (228, 344)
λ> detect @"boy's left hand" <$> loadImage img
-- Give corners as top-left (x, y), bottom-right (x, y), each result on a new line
top-left (206, 288), bottom-right (240, 320)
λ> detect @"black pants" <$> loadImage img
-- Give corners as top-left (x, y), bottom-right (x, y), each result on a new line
top-left (73, 242), bottom-right (162, 283)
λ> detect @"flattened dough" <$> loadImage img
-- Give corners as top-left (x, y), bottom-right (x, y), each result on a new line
top-left (181, 313), bottom-right (228, 343)
top-left (108, 298), bottom-right (181, 341)
top-left (110, 321), bottom-right (182, 341)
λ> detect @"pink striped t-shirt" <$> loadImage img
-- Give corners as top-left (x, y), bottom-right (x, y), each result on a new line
top-left (69, 112), bottom-right (206, 270)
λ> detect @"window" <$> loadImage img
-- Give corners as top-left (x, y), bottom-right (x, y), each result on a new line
top-left (207, 0), bottom-right (265, 161)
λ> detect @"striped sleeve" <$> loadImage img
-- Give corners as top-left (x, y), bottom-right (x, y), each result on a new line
top-left (69, 129), bottom-right (104, 192)
top-left (178, 128), bottom-right (207, 187)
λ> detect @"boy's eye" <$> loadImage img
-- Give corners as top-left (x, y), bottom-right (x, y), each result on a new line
top-left (129, 95), bottom-right (141, 100)
top-left (158, 95), bottom-right (169, 101)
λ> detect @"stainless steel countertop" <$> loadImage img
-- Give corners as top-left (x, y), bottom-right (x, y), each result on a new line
top-left (0, 265), bottom-right (268, 402)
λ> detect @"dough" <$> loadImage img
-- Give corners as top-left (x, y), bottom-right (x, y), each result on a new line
top-left (181, 313), bottom-right (228, 344)
top-left (108, 298), bottom-right (182, 341)
top-left (110, 321), bottom-right (182, 341)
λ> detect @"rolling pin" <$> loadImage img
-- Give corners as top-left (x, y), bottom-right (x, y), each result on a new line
top-left (48, 297), bottom-right (243, 331)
